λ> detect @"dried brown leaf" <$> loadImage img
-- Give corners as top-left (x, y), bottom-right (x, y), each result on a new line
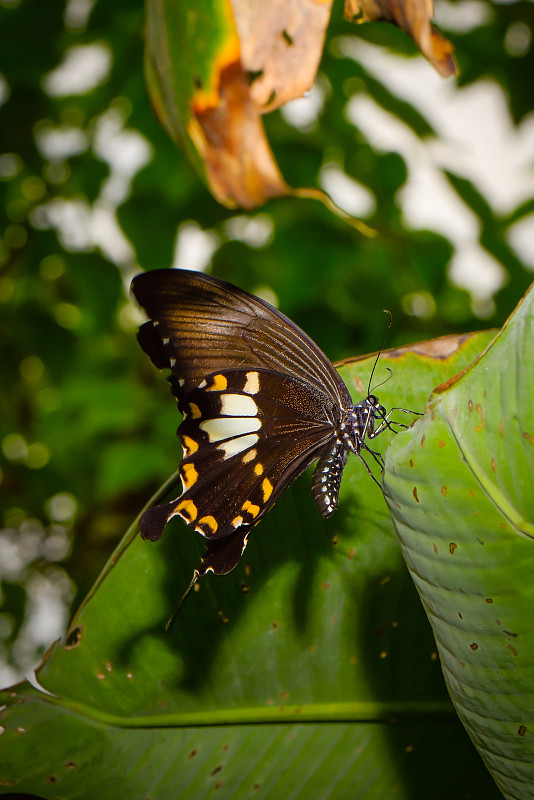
top-left (188, 61), bottom-right (288, 209)
top-left (344, 0), bottom-right (458, 78)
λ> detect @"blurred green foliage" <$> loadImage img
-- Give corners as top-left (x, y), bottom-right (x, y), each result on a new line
top-left (0, 0), bottom-right (533, 683)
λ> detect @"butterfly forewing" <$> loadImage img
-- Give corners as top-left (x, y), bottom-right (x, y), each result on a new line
top-left (133, 269), bottom-right (351, 405)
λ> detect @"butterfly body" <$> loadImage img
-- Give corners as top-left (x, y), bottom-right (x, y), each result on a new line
top-left (132, 269), bottom-right (397, 595)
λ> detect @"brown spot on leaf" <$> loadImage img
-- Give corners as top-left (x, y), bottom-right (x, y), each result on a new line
top-left (65, 762), bottom-right (78, 770)
top-left (47, 775), bottom-right (57, 784)
top-left (320, 582), bottom-right (331, 590)
top-left (474, 403), bottom-right (483, 432)
top-left (64, 625), bottom-right (83, 649)
top-left (469, 643), bottom-right (478, 651)
top-left (420, 434), bottom-right (426, 447)
top-left (468, 399), bottom-right (474, 411)
top-left (491, 458), bottom-right (497, 473)
top-left (469, 490), bottom-right (476, 498)
top-left (458, 612), bottom-right (463, 619)
top-left (281, 29), bottom-right (294, 45)
top-left (409, 458), bottom-right (414, 467)
top-left (240, 583), bottom-right (249, 593)
top-left (485, 598), bottom-right (494, 604)
top-left (187, 749), bottom-right (198, 760)
top-left (433, 543), bottom-right (438, 554)
top-left (449, 542), bottom-right (457, 555)
top-left (508, 645), bottom-right (518, 656)
top-left (441, 486), bottom-right (447, 497)
top-left (518, 725), bottom-right (527, 737)
top-left (523, 432), bottom-right (534, 445)
top-left (412, 486), bottom-right (419, 503)
top-left (438, 440), bottom-right (445, 448)
top-left (211, 765), bottom-right (223, 777)
top-left (217, 609), bottom-right (229, 623)
top-left (500, 523), bottom-right (507, 530)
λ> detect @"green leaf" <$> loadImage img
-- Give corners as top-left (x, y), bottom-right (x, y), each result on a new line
top-left (0, 330), bottom-right (504, 799)
top-left (385, 284), bottom-right (534, 800)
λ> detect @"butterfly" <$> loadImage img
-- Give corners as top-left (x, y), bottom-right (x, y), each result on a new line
top-left (132, 268), bottom-right (415, 612)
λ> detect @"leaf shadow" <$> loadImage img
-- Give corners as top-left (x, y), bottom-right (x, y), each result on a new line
top-left (115, 472), bottom-right (338, 693)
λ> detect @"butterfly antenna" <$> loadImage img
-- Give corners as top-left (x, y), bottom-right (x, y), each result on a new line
top-left (165, 570), bottom-right (200, 632)
top-left (370, 367), bottom-right (393, 394)
top-left (367, 310), bottom-right (393, 397)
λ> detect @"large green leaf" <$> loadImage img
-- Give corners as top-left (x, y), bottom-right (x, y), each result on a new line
top-left (0, 330), bottom-right (504, 799)
top-left (385, 285), bottom-right (534, 800)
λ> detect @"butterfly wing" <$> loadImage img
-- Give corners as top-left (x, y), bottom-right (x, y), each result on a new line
top-left (132, 268), bottom-right (352, 406)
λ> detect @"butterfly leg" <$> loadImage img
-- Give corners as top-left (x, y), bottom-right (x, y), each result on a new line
top-left (355, 442), bottom-right (387, 489)
top-left (371, 407), bottom-right (422, 437)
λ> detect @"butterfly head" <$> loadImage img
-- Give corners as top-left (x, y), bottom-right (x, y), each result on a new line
top-left (341, 394), bottom-right (387, 454)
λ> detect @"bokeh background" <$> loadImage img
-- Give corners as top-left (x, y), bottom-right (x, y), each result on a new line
top-left (1, 0), bottom-right (533, 687)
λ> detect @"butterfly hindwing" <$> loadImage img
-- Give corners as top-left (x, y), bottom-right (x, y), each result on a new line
top-left (138, 367), bottom-right (339, 575)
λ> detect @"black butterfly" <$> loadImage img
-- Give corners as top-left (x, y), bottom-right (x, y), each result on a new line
top-left (132, 268), bottom-right (414, 608)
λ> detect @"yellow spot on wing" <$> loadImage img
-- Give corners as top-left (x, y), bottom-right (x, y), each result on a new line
top-left (231, 516), bottom-right (243, 528)
top-left (197, 515), bottom-right (218, 535)
top-left (242, 448), bottom-right (257, 464)
top-left (244, 371), bottom-right (260, 395)
top-left (262, 478), bottom-right (273, 502)
top-left (206, 374), bottom-right (227, 392)
top-left (242, 500), bottom-right (260, 518)
top-left (177, 499), bottom-right (198, 522)
top-left (181, 463), bottom-right (198, 489)
top-left (254, 462), bottom-right (264, 476)
top-left (182, 435), bottom-right (198, 456)
top-left (189, 402), bottom-right (201, 419)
